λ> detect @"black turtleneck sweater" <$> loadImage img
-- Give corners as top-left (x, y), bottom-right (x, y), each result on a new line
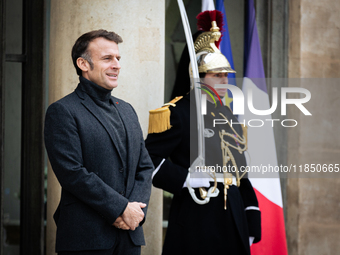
top-left (79, 76), bottom-right (128, 181)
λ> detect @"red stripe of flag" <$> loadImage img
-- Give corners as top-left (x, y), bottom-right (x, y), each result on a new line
top-left (251, 189), bottom-right (288, 255)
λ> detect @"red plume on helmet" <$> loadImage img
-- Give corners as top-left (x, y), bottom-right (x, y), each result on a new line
top-left (196, 10), bottom-right (224, 48)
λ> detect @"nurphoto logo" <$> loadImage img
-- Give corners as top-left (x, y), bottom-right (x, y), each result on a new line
top-left (198, 83), bottom-right (312, 128)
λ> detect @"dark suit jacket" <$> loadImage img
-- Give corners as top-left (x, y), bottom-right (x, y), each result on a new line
top-left (44, 82), bottom-right (154, 252)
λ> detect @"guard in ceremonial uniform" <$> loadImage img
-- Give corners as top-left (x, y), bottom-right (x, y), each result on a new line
top-left (145, 11), bottom-right (261, 255)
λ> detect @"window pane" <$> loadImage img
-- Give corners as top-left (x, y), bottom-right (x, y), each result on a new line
top-left (6, 0), bottom-right (23, 54)
top-left (3, 62), bottom-right (22, 255)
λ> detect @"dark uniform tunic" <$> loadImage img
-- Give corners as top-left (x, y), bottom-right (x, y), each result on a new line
top-left (145, 93), bottom-right (261, 255)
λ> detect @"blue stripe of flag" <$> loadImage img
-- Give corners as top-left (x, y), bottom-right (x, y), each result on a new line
top-left (216, 0), bottom-right (236, 110)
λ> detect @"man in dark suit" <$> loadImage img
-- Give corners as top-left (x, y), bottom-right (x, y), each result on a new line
top-left (44, 29), bottom-right (154, 255)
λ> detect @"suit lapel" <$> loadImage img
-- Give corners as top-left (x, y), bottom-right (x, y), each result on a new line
top-left (112, 98), bottom-right (136, 194)
top-left (78, 90), bottom-right (124, 164)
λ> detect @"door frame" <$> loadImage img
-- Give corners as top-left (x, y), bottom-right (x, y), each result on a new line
top-left (0, 0), bottom-right (46, 254)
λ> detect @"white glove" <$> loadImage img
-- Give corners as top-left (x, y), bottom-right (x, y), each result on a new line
top-left (183, 173), bottom-right (211, 188)
top-left (249, 236), bottom-right (255, 246)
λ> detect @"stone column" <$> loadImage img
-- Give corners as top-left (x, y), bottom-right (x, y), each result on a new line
top-left (287, 0), bottom-right (340, 254)
top-left (47, 1), bottom-right (164, 254)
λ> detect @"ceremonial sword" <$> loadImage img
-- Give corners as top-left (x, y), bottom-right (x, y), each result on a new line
top-left (177, 0), bottom-right (219, 204)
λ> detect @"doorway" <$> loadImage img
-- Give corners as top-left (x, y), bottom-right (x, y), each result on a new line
top-left (0, 0), bottom-right (45, 254)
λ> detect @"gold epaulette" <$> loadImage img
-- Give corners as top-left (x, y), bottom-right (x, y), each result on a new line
top-left (148, 96), bottom-right (183, 134)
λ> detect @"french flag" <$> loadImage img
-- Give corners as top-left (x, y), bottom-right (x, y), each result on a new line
top-left (216, 0), bottom-right (236, 110)
top-left (202, 0), bottom-right (236, 110)
top-left (239, 0), bottom-right (288, 254)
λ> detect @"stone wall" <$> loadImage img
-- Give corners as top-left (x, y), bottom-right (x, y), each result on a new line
top-left (287, 0), bottom-right (340, 254)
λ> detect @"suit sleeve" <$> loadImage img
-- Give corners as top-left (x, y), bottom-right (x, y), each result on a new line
top-left (44, 102), bottom-right (129, 225)
top-left (239, 178), bottom-right (262, 243)
top-left (126, 130), bottom-right (154, 226)
top-left (145, 107), bottom-right (188, 195)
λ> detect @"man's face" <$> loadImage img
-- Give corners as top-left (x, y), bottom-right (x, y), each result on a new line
top-left (82, 37), bottom-right (121, 90)
top-left (203, 72), bottom-right (229, 98)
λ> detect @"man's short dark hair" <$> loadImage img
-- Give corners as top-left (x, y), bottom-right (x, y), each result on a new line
top-left (71, 29), bottom-right (123, 76)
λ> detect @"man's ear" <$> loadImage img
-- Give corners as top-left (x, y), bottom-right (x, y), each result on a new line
top-left (77, 57), bottom-right (89, 72)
